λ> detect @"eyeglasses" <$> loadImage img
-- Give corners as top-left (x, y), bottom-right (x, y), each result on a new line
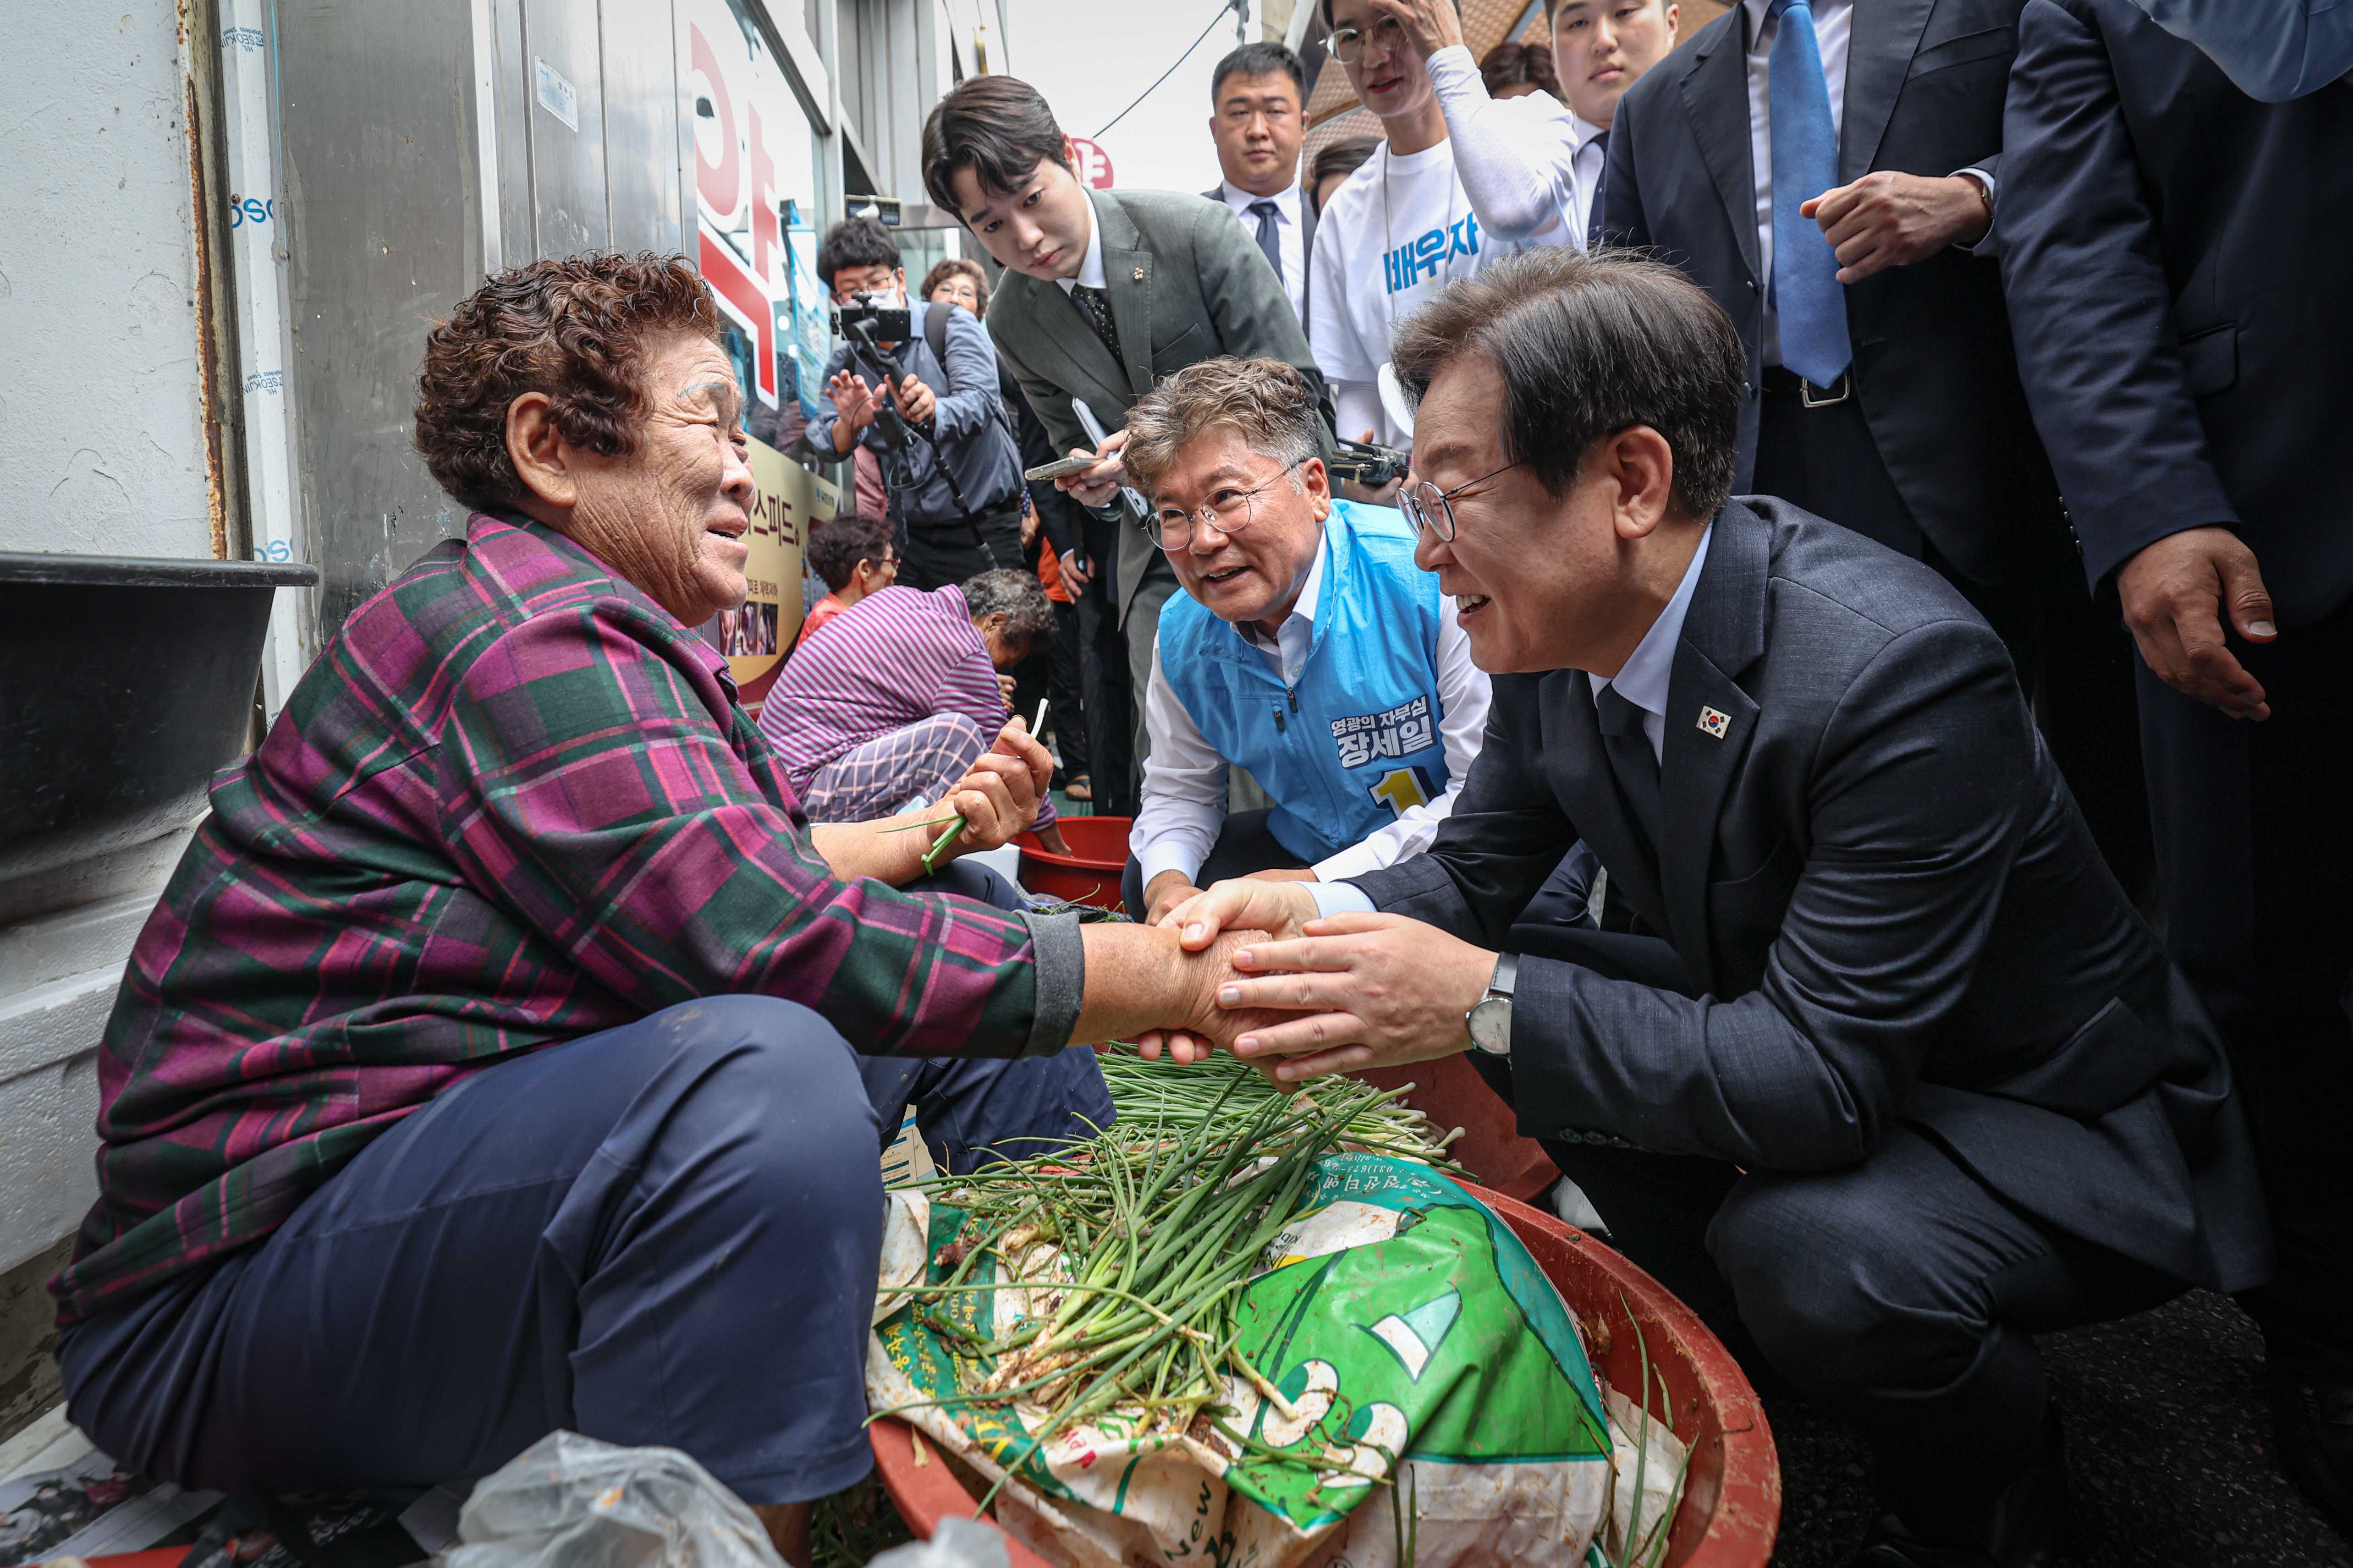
top-left (1398, 461), bottom-right (1521, 541)
top-left (1327, 15), bottom-right (1407, 63)
top-left (1147, 460), bottom-right (1304, 550)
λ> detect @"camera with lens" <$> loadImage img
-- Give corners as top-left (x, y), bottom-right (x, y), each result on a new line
top-left (830, 290), bottom-right (911, 344)
top-left (1327, 438), bottom-right (1410, 489)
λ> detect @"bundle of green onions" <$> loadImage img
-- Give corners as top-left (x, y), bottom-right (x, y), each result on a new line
top-left (1095, 1047), bottom-right (1468, 1173)
top-left (878, 1065), bottom-right (1457, 1489)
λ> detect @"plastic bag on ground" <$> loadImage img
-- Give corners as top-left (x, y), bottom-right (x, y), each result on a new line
top-left (439, 1431), bottom-right (782, 1568)
top-left (863, 1517), bottom-right (1009, 1568)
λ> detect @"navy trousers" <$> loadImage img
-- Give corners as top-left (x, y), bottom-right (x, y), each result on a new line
top-left (1494, 922), bottom-right (2182, 1539)
top-left (57, 867), bottom-right (1110, 1508)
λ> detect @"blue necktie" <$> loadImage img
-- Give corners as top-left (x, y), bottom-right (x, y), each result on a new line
top-left (1768, 0), bottom-right (1850, 389)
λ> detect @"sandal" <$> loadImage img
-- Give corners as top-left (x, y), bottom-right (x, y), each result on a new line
top-left (1064, 774), bottom-right (1093, 802)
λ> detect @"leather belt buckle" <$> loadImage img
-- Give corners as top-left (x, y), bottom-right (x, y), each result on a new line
top-left (1799, 371), bottom-right (1853, 408)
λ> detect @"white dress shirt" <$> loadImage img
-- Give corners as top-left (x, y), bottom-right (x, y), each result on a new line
top-left (1220, 178), bottom-right (1308, 322)
top-left (1569, 113), bottom-right (1611, 250)
top-left (1132, 525), bottom-right (1493, 890)
top-left (1591, 525), bottom-right (1713, 764)
top-left (1053, 198), bottom-right (1109, 296)
top-left (1307, 528), bottom-right (1712, 917)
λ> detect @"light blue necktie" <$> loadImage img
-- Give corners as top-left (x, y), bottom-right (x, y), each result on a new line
top-left (1768, 0), bottom-right (1851, 388)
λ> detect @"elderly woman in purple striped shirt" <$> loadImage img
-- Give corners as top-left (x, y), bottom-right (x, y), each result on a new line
top-left (759, 565), bottom-right (1076, 856)
top-left (50, 253), bottom-right (1274, 1565)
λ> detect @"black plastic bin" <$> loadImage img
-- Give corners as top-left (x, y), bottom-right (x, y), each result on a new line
top-left (0, 552), bottom-right (320, 883)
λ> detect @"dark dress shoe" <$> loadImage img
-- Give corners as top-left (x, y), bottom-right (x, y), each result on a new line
top-left (1851, 1513), bottom-right (2065, 1568)
top-left (2270, 1375), bottom-right (2353, 1536)
top-left (1850, 1409), bottom-right (2070, 1568)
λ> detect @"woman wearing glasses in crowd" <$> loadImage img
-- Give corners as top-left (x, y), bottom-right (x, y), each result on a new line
top-left (1115, 356), bottom-right (1492, 926)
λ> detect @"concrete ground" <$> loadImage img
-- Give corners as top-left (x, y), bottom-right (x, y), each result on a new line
top-left (1761, 1289), bottom-right (2350, 1566)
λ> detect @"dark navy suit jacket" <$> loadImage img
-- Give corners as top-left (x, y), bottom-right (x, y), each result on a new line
top-left (1997, 0), bottom-right (2353, 627)
top-left (1597, 0), bottom-right (2062, 587)
top-left (1351, 499), bottom-right (2271, 1293)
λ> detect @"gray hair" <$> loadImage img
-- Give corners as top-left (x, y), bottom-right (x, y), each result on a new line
top-left (1119, 357), bottom-right (1323, 498)
top-left (1388, 248), bottom-right (1744, 522)
top-left (959, 568), bottom-right (1056, 647)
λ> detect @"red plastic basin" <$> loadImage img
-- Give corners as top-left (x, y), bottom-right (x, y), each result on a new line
top-left (869, 1177), bottom-right (1780, 1567)
top-left (1015, 816), bottom-right (1131, 913)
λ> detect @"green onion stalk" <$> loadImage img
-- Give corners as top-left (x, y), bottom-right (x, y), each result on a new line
top-left (873, 1063), bottom-right (1462, 1504)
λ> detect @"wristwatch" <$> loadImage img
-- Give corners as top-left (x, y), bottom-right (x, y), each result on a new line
top-left (1466, 952), bottom-right (1518, 1056)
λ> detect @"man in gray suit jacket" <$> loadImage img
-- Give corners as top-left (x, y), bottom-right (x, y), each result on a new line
top-left (1163, 251), bottom-right (2269, 1565)
top-left (922, 76), bottom-right (1324, 784)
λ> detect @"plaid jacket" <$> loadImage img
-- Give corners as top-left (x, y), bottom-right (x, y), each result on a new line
top-left (53, 514), bottom-right (1073, 1325)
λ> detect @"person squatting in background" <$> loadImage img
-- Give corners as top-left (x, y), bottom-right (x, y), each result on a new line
top-left (759, 568), bottom-right (1074, 856)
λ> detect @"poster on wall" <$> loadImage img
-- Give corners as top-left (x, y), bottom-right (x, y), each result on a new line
top-left (705, 437), bottom-right (836, 715)
top-left (683, 0), bottom-right (830, 444)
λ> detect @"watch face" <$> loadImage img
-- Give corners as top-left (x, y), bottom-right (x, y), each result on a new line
top-left (1468, 995), bottom-right (1512, 1055)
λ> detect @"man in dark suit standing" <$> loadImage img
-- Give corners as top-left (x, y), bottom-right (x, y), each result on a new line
top-left (1595, 0), bottom-right (2047, 650)
top-left (1204, 41), bottom-right (1318, 335)
top-left (1997, 0), bottom-right (2353, 1529)
top-left (922, 77), bottom-right (1324, 794)
top-left (1593, 0), bottom-right (2158, 891)
top-left (1164, 251), bottom-right (2269, 1567)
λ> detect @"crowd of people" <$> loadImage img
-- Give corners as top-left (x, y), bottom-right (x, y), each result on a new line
top-left (38, 2), bottom-right (2351, 1567)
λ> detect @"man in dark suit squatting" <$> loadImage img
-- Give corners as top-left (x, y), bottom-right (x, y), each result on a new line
top-left (1162, 251), bottom-right (2270, 1568)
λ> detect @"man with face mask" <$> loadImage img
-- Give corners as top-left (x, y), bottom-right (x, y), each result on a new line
top-left (808, 217), bottom-right (1028, 593)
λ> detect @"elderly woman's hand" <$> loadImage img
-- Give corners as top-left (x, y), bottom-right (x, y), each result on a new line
top-left (935, 719), bottom-right (1055, 860)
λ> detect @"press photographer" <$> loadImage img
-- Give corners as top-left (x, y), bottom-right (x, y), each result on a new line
top-left (812, 217), bottom-right (1028, 591)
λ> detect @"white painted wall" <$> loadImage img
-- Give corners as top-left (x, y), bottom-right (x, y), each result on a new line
top-left (0, 1), bottom-right (217, 1293)
top-left (0, 0), bottom-right (220, 560)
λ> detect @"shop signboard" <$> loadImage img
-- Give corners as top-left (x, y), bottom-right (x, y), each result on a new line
top-left (709, 440), bottom-right (836, 715)
top-left (682, 0), bottom-right (834, 697)
top-left (683, 0), bottom-right (829, 435)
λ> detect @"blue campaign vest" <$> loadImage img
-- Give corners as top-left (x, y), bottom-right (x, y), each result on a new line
top-left (1159, 501), bottom-right (1451, 863)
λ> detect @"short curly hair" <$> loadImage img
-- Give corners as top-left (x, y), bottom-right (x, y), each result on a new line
top-left (413, 252), bottom-right (722, 513)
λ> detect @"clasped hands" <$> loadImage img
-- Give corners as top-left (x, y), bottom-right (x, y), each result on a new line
top-left (1132, 879), bottom-right (1498, 1083)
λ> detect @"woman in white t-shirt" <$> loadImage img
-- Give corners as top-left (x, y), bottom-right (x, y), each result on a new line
top-left (1308, 0), bottom-right (1588, 455)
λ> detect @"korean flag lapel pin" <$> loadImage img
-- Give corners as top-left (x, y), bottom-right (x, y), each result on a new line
top-left (1697, 705), bottom-right (1732, 741)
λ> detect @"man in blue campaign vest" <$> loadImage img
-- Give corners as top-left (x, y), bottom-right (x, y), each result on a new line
top-left (1116, 357), bottom-right (1491, 926)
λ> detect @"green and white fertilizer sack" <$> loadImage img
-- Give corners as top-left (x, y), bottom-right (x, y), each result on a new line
top-left (867, 1153), bottom-right (1685, 1568)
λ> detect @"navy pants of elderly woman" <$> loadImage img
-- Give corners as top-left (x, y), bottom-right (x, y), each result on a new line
top-left (55, 862), bottom-right (1111, 1509)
